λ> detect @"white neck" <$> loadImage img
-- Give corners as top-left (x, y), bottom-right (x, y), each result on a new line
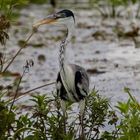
top-left (59, 17), bottom-right (75, 70)
top-left (64, 16), bottom-right (75, 42)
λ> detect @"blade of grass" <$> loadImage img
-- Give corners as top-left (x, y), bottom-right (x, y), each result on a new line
top-left (124, 87), bottom-right (140, 109)
top-left (124, 87), bottom-right (136, 103)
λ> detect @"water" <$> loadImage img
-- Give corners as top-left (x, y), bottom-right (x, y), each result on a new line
top-left (1, 4), bottom-right (140, 106)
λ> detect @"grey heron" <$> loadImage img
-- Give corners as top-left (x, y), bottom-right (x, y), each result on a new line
top-left (33, 9), bottom-right (89, 134)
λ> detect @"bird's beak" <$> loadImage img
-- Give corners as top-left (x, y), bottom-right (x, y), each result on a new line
top-left (33, 14), bottom-right (57, 28)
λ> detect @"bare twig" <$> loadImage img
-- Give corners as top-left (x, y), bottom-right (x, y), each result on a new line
top-left (14, 81), bottom-right (56, 102)
top-left (6, 68), bottom-right (26, 131)
top-left (9, 71), bottom-right (25, 110)
top-left (23, 81), bottom-right (56, 95)
top-left (3, 30), bottom-right (35, 73)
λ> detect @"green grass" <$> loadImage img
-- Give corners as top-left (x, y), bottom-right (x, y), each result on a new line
top-left (1, 83), bottom-right (140, 139)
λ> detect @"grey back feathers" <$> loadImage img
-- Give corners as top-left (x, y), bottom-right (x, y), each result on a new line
top-left (57, 64), bottom-right (89, 102)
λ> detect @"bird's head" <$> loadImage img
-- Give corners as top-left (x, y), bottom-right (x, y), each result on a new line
top-left (33, 9), bottom-right (75, 29)
top-left (33, 9), bottom-right (75, 41)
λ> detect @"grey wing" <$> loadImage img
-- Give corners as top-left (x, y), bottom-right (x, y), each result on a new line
top-left (56, 72), bottom-right (68, 101)
top-left (71, 64), bottom-right (89, 100)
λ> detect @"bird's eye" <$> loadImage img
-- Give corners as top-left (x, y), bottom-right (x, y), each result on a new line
top-left (60, 13), bottom-right (66, 18)
top-left (53, 14), bottom-right (58, 19)
top-left (55, 13), bottom-right (66, 19)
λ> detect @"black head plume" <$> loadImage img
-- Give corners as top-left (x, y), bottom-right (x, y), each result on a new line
top-left (57, 9), bottom-right (75, 23)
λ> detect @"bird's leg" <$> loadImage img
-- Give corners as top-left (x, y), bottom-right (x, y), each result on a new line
top-left (60, 100), bottom-right (67, 134)
top-left (79, 99), bottom-right (86, 139)
top-left (56, 82), bottom-right (67, 134)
